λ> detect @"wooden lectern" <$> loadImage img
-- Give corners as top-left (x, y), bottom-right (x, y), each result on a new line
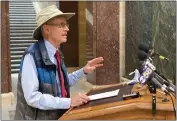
top-left (59, 83), bottom-right (176, 120)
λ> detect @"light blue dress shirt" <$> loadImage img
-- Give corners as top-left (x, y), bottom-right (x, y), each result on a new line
top-left (21, 40), bottom-right (86, 110)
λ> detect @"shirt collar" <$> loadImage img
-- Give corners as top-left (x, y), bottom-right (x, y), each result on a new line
top-left (44, 39), bottom-right (57, 57)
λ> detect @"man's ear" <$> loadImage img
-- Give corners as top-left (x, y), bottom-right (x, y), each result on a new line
top-left (43, 24), bottom-right (49, 34)
top-left (41, 25), bottom-right (49, 38)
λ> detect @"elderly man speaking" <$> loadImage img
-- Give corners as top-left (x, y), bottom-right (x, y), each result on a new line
top-left (14, 5), bottom-right (104, 120)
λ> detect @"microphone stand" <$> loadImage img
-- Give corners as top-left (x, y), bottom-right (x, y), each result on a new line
top-left (147, 81), bottom-right (156, 119)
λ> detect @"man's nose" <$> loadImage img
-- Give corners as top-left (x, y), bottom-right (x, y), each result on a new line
top-left (64, 26), bottom-right (69, 31)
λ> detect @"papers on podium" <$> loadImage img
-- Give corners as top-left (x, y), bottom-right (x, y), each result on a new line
top-left (88, 89), bottom-right (120, 101)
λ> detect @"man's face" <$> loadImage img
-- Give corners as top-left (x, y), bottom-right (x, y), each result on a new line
top-left (44, 16), bottom-right (69, 47)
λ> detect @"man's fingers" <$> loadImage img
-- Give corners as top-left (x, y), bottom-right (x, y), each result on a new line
top-left (94, 64), bottom-right (104, 68)
top-left (80, 94), bottom-right (89, 100)
top-left (89, 57), bottom-right (104, 66)
top-left (81, 98), bottom-right (88, 103)
top-left (71, 93), bottom-right (90, 107)
top-left (80, 101), bottom-right (83, 105)
top-left (78, 93), bottom-right (90, 103)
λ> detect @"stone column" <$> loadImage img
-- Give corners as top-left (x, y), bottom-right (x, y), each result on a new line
top-left (86, 2), bottom-right (120, 85)
top-left (1, 1), bottom-right (11, 93)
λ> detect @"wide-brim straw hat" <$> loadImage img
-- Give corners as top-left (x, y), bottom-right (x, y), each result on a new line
top-left (33, 5), bottom-right (75, 40)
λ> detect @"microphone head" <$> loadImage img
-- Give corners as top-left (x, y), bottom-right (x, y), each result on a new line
top-left (138, 51), bottom-right (148, 61)
top-left (138, 43), bottom-right (150, 53)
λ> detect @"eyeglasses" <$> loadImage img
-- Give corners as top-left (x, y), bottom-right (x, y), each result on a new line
top-left (46, 22), bottom-right (69, 28)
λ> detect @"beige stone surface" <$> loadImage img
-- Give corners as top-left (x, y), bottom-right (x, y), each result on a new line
top-left (1, 92), bottom-right (16, 106)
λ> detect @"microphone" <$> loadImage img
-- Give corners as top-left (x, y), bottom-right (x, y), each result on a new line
top-left (138, 59), bottom-right (170, 94)
top-left (150, 76), bottom-right (169, 94)
top-left (127, 69), bottom-right (140, 85)
top-left (138, 43), bottom-right (169, 61)
top-left (138, 50), bottom-right (153, 65)
top-left (138, 51), bottom-right (148, 61)
top-left (138, 51), bottom-right (176, 93)
top-left (138, 43), bottom-right (150, 53)
top-left (152, 53), bottom-right (170, 61)
top-left (126, 51), bottom-right (150, 86)
top-left (154, 71), bottom-right (176, 92)
top-left (138, 58), bottom-right (156, 85)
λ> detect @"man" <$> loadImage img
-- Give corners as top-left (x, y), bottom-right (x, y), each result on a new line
top-left (14, 5), bottom-right (104, 120)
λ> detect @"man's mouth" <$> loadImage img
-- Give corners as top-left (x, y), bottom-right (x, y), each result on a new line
top-left (62, 33), bottom-right (67, 36)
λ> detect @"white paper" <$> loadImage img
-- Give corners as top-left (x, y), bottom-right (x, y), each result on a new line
top-left (88, 89), bottom-right (120, 101)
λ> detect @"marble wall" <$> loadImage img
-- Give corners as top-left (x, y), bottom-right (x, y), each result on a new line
top-left (1, 2), bottom-right (11, 93)
top-left (125, 2), bottom-right (153, 75)
top-left (152, 2), bottom-right (176, 83)
top-left (125, 1), bottom-right (176, 84)
top-left (86, 2), bottom-right (120, 85)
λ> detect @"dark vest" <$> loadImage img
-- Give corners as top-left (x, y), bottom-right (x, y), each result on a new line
top-left (14, 39), bottom-right (70, 120)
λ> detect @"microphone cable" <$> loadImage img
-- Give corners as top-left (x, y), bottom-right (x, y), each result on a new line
top-left (170, 91), bottom-right (176, 98)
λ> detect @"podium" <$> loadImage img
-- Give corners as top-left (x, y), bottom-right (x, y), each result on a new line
top-left (59, 83), bottom-right (176, 120)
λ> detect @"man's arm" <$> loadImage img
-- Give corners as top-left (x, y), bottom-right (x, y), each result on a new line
top-left (21, 54), bottom-right (71, 110)
top-left (68, 57), bottom-right (104, 86)
top-left (68, 68), bottom-right (86, 86)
